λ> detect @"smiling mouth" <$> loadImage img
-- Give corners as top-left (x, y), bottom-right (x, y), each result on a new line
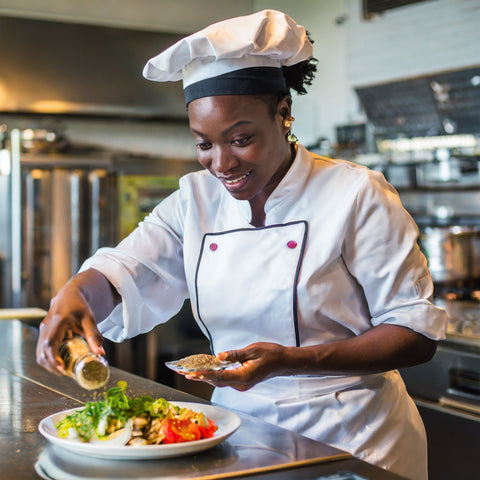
top-left (223, 172), bottom-right (251, 185)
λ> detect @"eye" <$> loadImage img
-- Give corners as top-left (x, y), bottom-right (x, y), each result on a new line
top-left (196, 141), bottom-right (212, 151)
top-left (232, 136), bottom-right (252, 146)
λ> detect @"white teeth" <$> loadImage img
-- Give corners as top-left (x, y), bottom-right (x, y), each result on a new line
top-left (224, 172), bottom-right (250, 184)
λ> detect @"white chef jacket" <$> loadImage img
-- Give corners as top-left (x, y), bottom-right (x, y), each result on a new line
top-left (81, 144), bottom-right (447, 480)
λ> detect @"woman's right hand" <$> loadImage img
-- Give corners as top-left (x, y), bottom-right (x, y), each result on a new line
top-left (36, 269), bottom-right (114, 375)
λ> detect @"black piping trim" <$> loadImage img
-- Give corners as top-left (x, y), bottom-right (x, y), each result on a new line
top-left (293, 221), bottom-right (308, 347)
top-left (193, 220), bottom-right (308, 353)
top-left (194, 233), bottom-right (215, 352)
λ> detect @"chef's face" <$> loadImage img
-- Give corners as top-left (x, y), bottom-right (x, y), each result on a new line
top-left (188, 95), bottom-right (293, 203)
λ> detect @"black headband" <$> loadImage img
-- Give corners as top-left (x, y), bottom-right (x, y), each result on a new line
top-left (184, 66), bottom-right (288, 105)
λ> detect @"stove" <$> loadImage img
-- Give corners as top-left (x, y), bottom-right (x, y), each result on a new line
top-left (399, 289), bottom-right (480, 479)
top-left (401, 285), bottom-right (480, 415)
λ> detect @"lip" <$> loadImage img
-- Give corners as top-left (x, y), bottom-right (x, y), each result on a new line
top-left (218, 171), bottom-right (251, 190)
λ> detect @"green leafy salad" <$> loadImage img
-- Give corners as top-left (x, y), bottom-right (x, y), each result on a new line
top-left (56, 381), bottom-right (217, 445)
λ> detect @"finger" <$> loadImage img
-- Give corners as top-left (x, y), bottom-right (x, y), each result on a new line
top-left (187, 374), bottom-right (230, 388)
top-left (185, 370), bottom-right (226, 385)
top-left (37, 313), bottom-right (78, 372)
top-left (59, 299), bottom-right (104, 357)
top-left (38, 321), bottom-right (67, 373)
top-left (218, 344), bottom-right (265, 364)
top-left (198, 369), bottom-right (248, 388)
top-left (217, 349), bottom-right (244, 363)
top-left (37, 341), bottom-right (63, 374)
top-left (36, 345), bottom-right (62, 376)
top-left (82, 319), bottom-right (105, 356)
top-left (185, 374), bottom-right (205, 381)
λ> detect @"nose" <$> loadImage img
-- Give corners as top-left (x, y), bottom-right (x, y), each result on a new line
top-left (211, 146), bottom-right (238, 174)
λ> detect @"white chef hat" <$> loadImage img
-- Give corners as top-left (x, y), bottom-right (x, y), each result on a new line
top-left (143, 9), bottom-right (313, 105)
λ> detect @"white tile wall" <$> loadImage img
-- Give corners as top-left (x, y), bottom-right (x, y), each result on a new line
top-left (345, 0), bottom-right (480, 87)
top-left (258, 0), bottom-right (480, 144)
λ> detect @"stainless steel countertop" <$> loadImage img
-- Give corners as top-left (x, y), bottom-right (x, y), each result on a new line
top-left (0, 319), bottom-right (404, 480)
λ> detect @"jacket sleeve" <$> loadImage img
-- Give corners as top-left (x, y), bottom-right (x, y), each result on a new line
top-left (80, 190), bottom-right (189, 342)
top-left (341, 170), bottom-right (447, 340)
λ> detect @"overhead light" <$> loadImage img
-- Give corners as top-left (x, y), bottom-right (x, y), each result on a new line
top-left (430, 80), bottom-right (450, 102)
top-left (442, 118), bottom-right (456, 134)
top-left (0, 149), bottom-right (10, 176)
top-left (22, 129), bottom-right (35, 140)
top-left (379, 134), bottom-right (477, 152)
top-left (471, 75), bottom-right (480, 87)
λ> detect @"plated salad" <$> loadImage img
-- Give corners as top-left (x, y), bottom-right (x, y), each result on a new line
top-left (55, 382), bottom-right (217, 445)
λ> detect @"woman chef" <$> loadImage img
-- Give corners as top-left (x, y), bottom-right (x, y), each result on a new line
top-left (36, 10), bottom-right (447, 480)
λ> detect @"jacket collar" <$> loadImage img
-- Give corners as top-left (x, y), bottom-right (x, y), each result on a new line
top-left (226, 143), bottom-right (313, 224)
top-left (264, 143), bottom-right (312, 214)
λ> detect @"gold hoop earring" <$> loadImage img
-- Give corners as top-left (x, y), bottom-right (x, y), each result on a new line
top-left (283, 116), bottom-right (295, 128)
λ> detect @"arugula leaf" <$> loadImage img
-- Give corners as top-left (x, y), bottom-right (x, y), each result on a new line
top-left (55, 382), bottom-right (194, 443)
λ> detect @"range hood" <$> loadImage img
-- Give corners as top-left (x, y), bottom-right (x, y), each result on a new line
top-left (0, 16), bottom-right (187, 119)
top-left (355, 66), bottom-right (480, 139)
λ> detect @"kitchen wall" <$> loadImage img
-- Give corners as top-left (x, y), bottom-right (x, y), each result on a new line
top-left (0, 0), bottom-right (255, 159)
top-left (256, 0), bottom-right (480, 146)
top-left (0, 0), bottom-right (254, 33)
top-left (1, 0), bottom-right (479, 155)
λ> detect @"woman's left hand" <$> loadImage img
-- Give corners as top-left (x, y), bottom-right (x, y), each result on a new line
top-left (185, 342), bottom-right (288, 391)
top-left (183, 325), bottom-right (438, 391)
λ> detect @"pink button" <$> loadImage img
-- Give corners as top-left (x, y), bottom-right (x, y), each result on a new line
top-left (209, 243), bottom-right (218, 251)
top-left (287, 240), bottom-right (297, 249)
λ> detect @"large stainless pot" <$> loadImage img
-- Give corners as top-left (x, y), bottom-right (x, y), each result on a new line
top-left (419, 226), bottom-right (480, 283)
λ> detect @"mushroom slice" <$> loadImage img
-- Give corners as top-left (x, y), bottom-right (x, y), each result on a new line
top-left (92, 419), bottom-right (133, 446)
top-left (127, 437), bottom-right (149, 446)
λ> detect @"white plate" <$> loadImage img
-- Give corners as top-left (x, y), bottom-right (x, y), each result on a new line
top-left (38, 402), bottom-right (241, 460)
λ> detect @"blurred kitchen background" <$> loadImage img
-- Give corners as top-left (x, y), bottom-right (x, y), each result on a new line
top-left (0, 1), bottom-right (479, 477)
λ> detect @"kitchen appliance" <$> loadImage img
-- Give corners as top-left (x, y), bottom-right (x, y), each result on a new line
top-left (400, 311), bottom-right (480, 480)
top-left (418, 225), bottom-right (480, 284)
top-left (0, 128), bottom-right (118, 309)
top-left (414, 217), bottom-right (480, 410)
top-left (395, 172), bottom-right (480, 479)
top-left (0, 128), bottom-right (201, 311)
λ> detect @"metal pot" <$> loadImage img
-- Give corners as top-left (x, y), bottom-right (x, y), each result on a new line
top-left (419, 226), bottom-right (480, 283)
